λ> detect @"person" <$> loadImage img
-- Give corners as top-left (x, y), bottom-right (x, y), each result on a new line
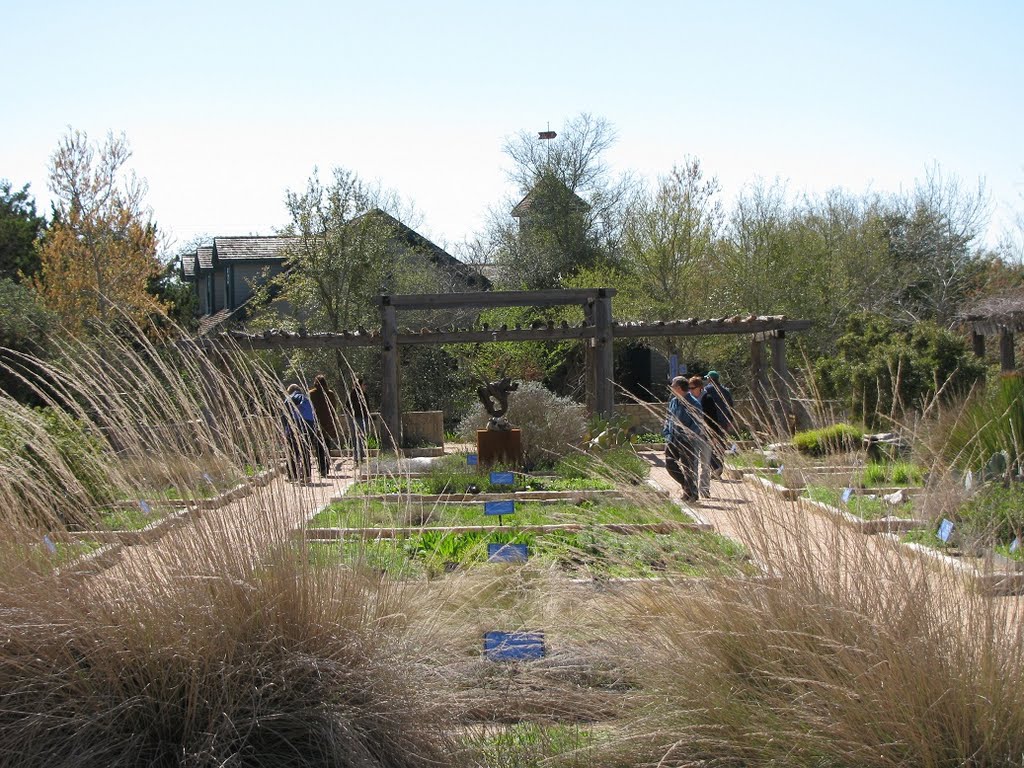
top-left (701, 370), bottom-right (735, 480)
top-left (347, 376), bottom-right (370, 465)
top-left (283, 384), bottom-right (316, 483)
top-left (662, 374), bottom-right (703, 503)
top-left (308, 374), bottom-right (340, 478)
top-left (687, 375), bottom-right (714, 498)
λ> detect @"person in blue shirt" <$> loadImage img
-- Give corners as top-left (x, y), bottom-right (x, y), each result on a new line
top-left (662, 375), bottom-right (703, 502)
top-left (284, 384), bottom-right (317, 483)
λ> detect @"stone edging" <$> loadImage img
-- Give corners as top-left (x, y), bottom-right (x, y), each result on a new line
top-left (878, 533), bottom-right (1024, 596)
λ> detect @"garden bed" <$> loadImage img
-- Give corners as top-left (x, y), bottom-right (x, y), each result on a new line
top-left (308, 525), bottom-right (755, 581)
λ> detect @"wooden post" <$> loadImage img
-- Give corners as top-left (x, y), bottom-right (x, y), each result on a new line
top-left (1000, 328), bottom-right (1016, 372)
top-left (379, 297), bottom-right (401, 450)
top-left (770, 332), bottom-right (794, 433)
top-left (583, 299), bottom-right (596, 412)
top-left (594, 290), bottom-right (615, 418)
top-left (750, 338), bottom-right (766, 419)
top-left (972, 330), bottom-right (986, 360)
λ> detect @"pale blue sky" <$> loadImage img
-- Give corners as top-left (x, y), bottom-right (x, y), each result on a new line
top-left (4, 1), bottom-right (1022, 254)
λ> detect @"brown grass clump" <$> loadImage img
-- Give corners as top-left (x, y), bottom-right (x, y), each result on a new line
top-left (0, 325), bottom-right (457, 767)
top-left (599, 487), bottom-right (1024, 767)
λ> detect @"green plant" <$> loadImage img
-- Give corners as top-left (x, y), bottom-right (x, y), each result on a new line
top-left (457, 381), bottom-right (587, 470)
top-left (946, 372), bottom-right (1024, 474)
top-left (792, 422), bottom-right (865, 456)
top-left (859, 460), bottom-right (925, 488)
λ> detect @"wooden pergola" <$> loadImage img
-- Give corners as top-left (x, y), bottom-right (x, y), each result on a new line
top-left (211, 288), bottom-right (811, 447)
top-left (961, 296), bottom-right (1024, 372)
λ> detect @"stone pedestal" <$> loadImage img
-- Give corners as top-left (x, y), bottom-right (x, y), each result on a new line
top-left (477, 429), bottom-right (522, 467)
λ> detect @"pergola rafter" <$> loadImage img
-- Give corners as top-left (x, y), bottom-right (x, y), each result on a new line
top-left (206, 288), bottom-right (811, 447)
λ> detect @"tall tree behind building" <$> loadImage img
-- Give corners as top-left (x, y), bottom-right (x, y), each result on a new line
top-left (34, 130), bottom-right (166, 333)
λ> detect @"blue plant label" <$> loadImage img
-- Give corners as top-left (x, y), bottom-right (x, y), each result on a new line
top-left (202, 472), bottom-right (214, 484)
top-left (1011, 538), bottom-right (1021, 554)
top-left (467, 454), bottom-right (478, 466)
top-left (840, 488), bottom-right (853, 504)
top-left (489, 471), bottom-right (515, 486)
top-left (484, 631), bottom-right (545, 661)
top-left (484, 500), bottom-right (515, 516)
top-left (43, 534), bottom-right (57, 555)
top-left (488, 543), bottom-right (528, 562)
top-left (139, 500), bottom-right (153, 516)
top-left (938, 518), bottom-right (955, 543)
top-left (964, 470), bottom-right (974, 491)
top-left (776, 465), bottom-right (784, 476)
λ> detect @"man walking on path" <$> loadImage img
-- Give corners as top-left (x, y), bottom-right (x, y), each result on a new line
top-left (701, 370), bottom-right (735, 480)
top-left (308, 374), bottom-right (340, 477)
top-left (663, 375), bottom-right (704, 502)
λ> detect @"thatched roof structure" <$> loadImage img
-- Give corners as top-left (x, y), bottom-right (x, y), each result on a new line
top-left (960, 294), bottom-right (1024, 335)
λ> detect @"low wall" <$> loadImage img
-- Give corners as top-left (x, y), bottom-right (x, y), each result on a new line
top-left (369, 411), bottom-right (445, 447)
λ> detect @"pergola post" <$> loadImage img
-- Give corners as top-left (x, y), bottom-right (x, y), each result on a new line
top-left (1000, 328), bottom-right (1016, 372)
top-left (770, 332), bottom-right (794, 433)
top-left (751, 337), bottom-right (768, 422)
top-left (594, 290), bottom-right (615, 418)
top-left (583, 299), bottom-right (596, 412)
top-left (379, 298), bottom-right (401, 450)
top-left (972, 330), bottom-right (986, 360)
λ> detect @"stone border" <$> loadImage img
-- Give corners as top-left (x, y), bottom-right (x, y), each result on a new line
top-left (798, 497), bottom-right (927, 535)
top-left (880, 533), bottom-right (1024, 596)
top-left (56, 542), bottom-right (125, 578)
top-left (332, 489), bottom-right (621, 504)
top-left (303, 521), bottom-right (703, 541)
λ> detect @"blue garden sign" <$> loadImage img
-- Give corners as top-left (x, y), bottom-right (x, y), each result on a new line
top-left (484, 500), bottom-right (515, 516)
top-left (467, 454), bottom-right (478, 465)
top-left (840, 488), bottom-right (853, 504)
top-left (937, 518), bottom-right (955, 543)
top-left (487, 543), bottom-right (528, 562)
top-left (483, 631), bottom-right (545, 661)
top-left (489, 471), bottom-right (514, 486)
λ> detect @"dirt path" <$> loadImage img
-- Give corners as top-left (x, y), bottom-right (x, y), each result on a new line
top-left (639, 448), bottom-right (1024, 629)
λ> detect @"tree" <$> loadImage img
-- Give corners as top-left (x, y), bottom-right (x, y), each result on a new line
top-left (490, 113), bottom-right (634, 289)
top-left (878, 166), bottom-right (990, 327)
top-left (0, 278), bottom-right (55, 403)
top-left (254, 167), bottom-right (440, 382)
top-left (0, 180), bottom-right (44, 281)
top-left (34, 130), bottom-right (165, 333)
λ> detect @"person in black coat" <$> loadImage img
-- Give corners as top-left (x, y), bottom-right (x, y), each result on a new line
top-left (700, 370), bottom-right (735, 478)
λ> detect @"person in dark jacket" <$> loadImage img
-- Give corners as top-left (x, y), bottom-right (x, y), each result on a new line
top-left (662, 375), bottom-right (703, 502)
top-left (308, 374), bottom-right (340, 477)
top-left (284, 384), bottom-right (316, 483)
top-left (701, 370), bottom-right (735, 479)
top-left (347, 376), bottom-right (370, 465)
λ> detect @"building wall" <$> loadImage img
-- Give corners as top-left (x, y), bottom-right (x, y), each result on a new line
top-left (212, 272), bottom-right (226, 313)
top-left (234, 263), bottom-right (281, 306)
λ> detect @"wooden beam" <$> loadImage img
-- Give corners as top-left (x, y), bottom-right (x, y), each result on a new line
top-left (379, 287), bottom-right (616, 310)
top-left (208, 317), bottom-right (813, 351)
top-left (770, 333), bottom-right (793, 433)
top-left (751, 339), bottom-right (767, 425)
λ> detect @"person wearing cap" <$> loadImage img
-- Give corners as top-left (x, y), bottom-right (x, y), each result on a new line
top-left (701, 370), bottom-right (735, 480)
top-left (283, 383), bottom-right (316, 483)
top-left (662, 374), bottom-right (704, 502)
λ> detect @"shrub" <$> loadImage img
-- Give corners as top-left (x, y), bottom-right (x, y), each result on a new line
top-left (945, 372), bottom-right (1024, 474)
top-left (457, 381), bottom-right (587, 470)
top-left (792, 422), bottom-right (865, 456)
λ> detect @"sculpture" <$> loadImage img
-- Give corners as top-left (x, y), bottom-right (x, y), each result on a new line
top-left (475, 376), bottom-right (519, 431)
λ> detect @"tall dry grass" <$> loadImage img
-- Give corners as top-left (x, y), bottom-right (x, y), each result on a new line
top-left (594, 476), bottom-right (1024, 767)
top-left (0, 325), bottom-right (458, 767)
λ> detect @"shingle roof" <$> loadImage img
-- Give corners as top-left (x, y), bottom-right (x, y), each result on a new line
top-left (212, 236), bottom-right (298, 262)
top-left (196, 246), bottom-right (214, 271)
top-left (181, 252), bottom-right (196, 279)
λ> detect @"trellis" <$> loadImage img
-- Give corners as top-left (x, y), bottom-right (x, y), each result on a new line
top-left (210, 288), bottom-right (810, 448)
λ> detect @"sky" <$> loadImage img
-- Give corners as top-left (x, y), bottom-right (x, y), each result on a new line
top-left (4, 0), bottom-right (1023, 258)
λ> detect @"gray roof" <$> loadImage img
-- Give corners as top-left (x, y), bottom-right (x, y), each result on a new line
top-left (197, 246), bottom-right (214, 271)
top-left (212, 236), bottom-right (299, 263)
top-left (181, 252), bottom-right (196, 279)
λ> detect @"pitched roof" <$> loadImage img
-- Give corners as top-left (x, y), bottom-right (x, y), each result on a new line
top-left (196, 246), bottom-right (214, 271)
top-left (181, 251), bottom-right (196, 280)
top-left (212, 235), bottom-right (299, 263)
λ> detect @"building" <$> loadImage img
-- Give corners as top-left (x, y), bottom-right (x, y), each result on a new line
top-left (180, 210), bottom-right (488, 332)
